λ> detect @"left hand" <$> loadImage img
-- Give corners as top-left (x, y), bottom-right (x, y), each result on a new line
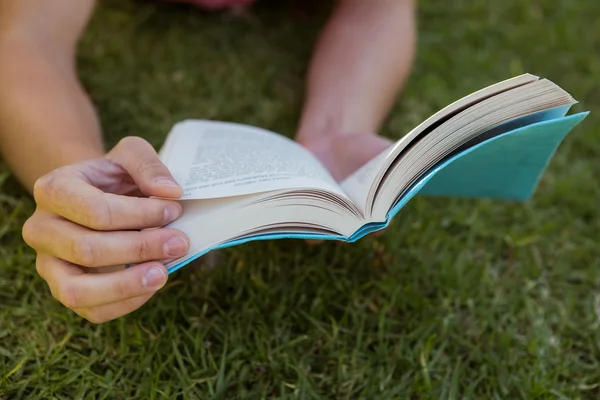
top-left (298, 132), bottom-right (393, 182)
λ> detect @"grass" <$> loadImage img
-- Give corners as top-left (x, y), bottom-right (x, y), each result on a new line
top-left (1, 0), bottom-right (600, 398)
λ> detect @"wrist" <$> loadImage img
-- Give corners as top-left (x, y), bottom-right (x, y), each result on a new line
top-left (296, 106), bottom-right (380, 145)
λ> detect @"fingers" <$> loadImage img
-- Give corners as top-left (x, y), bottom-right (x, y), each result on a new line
top-left (332, 134), bottom-right (393, 181)
top-left (38, 255), bottom-right (168, 309)
top-left (24, 211), bottom-right (189, 268)
top-left (31, 136), bottom-right (184, 231)
top-left (107, 136), bottom-right (183, 199)
top-left (74, 293), bottom-right (156, 324)
top-left (33, 171), bottom-right (184, 231)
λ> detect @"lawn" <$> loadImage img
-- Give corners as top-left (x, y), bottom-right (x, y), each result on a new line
top-left (1, 0), bottom-right (600, 398)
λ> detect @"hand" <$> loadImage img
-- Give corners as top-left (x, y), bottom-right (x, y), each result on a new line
top-left (22, 137), bottom-right (190, 323)
top-left (298, 132), bottom-right (393, 182)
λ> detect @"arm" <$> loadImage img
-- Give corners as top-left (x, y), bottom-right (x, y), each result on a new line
top-left (296, 0), bottom-right (416, 180)
top-left (0, 0), bottom-right (103, 190)
top-left (2, 1), bottom-right (190, 323)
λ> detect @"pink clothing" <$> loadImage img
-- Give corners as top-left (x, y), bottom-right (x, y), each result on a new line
top-left (169, 0), bottom-right (256, 10)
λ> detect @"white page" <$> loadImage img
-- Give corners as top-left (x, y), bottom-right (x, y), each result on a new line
top-left (163, 187), bottom-right (364, 269)
top-left (160, 120), bottom-right (348, 200)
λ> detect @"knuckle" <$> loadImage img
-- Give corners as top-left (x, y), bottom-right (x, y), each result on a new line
top-left (55, 282), bottom-right (81, 309)
top-left (115, 276), bottom-right (133, 300)
top-left (117, 136), bottom-right (145, 150)
top-left (137, 236), bottom-right (154, 261)
top-left (115, 136), bottom-right (156, 161)
top-left (32, 172), bottom-right (58, 201)
top-left (79, 197), bottom-right (112, 230)
top-left (21, 217), bottom-right (40, 248)
top-left (136, 159), bottom-right (164, 177)
top-left (70, 236), bottom-right (99, 267)
top-left (142, 205), bottom-right (164, 227)
top-left (35, 257), bottom-right (48, 281)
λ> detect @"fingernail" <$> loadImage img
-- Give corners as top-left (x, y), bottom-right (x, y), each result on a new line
top-left (155, 176), bottom-right (180, 188)
top-left (142, 266), bottom-right (167, 288)
top-left (164, 236), bottom-right (188, 257)
top-left (164, 203), bottom-right (183, 224)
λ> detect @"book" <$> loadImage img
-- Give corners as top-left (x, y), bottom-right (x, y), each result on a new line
top-left (156, 73), bottom-right (588, 273)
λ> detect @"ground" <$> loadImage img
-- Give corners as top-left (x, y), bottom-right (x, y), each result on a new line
top-left (1, 0), bottom-right (599, 398)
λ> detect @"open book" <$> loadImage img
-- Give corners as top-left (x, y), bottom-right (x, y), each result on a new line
top-left (157, 74), bottom-right (588, 273)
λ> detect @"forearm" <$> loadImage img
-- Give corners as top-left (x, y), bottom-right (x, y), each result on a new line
top-left (297, 0), bottom-right (416, 142)
top-left (0, 36), bottom-right (103, 191)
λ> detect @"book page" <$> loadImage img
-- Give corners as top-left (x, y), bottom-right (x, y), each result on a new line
top-left (341, 73), bottom-right (541, 215)
top-left (340, 149), bottom-right (389, 213)
top-left (160, 120), bottom-right (348, 200)
top-left (369, 77), bottom-right (575, 221)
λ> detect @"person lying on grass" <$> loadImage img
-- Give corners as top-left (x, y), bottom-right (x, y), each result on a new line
top-left (0, 0), bottom-right (415, 323)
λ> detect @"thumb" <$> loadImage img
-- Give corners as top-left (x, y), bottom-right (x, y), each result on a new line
top-left (107, 136), bottom-right (183, 199)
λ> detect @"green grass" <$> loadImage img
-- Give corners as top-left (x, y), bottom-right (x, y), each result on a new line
top-left (1, 0), bottom-right (600, 398)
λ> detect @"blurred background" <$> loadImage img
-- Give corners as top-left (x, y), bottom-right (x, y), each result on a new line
top-left (1, 0), bottom-right (599, 397)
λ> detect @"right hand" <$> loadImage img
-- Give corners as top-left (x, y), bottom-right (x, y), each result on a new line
top-left (22, 137), bottom-right (190, 323)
